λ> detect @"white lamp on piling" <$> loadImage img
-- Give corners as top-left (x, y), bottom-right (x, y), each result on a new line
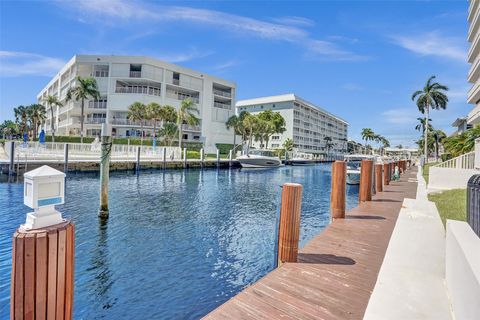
top-left (23, 165), bottom-right (66, 230)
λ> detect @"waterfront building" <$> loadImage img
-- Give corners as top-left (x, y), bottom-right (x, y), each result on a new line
top-left (451, 117), bottom-right (472, 136)
top-left (467, 0), bottom-right (480, 125)
top-left (37, 55), bottom-right (236, 151)
top-left (236, 94), bottom-right (348, 154)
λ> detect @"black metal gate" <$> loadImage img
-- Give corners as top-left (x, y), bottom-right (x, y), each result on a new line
top-left (467, 174), bottom-right (480, 237)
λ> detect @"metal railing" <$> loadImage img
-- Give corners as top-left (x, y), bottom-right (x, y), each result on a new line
top-left (115, 86), bottom-right (161, 96)
top-left (110, 119), bottom-right (155, 126)
top-left (3, 141), bottom-right (182, 161)
top-left (84, 118), bottom-right (106, 124)
top-left (130, 71), bottom-right (142, 78)
top-left (213, 89), bottom-right (232, 98)
top-left (94, 70), bottom-right (109, 77)
top-left (182, 124), bottom-right (201, 132)
top-left (433, 151), bottom-right (476, 169)
top-left (88, 101), bottom-right (107, 109)
top-left (213, 101), bottom-right (231, 109)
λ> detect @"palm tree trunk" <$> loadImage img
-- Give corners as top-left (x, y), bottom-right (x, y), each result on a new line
top-left (50, 106), bottom-right (55, 143)
top-left (178, 124), bottom-right (183, 149)
top-left (80, 98), bottom-right (85, 144)
top-left (424, 105), bottom-right (429, 163)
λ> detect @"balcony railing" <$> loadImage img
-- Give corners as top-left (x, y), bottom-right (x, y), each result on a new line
top-left (115, 86), bottom-right (161, 96)
top-left (165, 91), bottom-right (200, 103)
top-left (58, 117), bottom-right (80, 127)
top-left (85, 118), bottom-right (106, 124)
top-left (130, 71), bottom-right (142, 78)
top-left (182, 124), bottom-right (201, 132)
top-left (172, 78), bottom-right (180, 86)
top-left (94, 70), bottom-right (109, 77)
top-left (110, 119), bottom-right (155, 127)
top-left (88, 101), bottom-right (107, 109)
top-left (213, 89), bottom-right (232, 98)
top-left (213, 101), bottom-right (231, 109)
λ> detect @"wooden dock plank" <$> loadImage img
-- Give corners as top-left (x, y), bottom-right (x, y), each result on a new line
top-left (204, 167), bottom-right (418, 320)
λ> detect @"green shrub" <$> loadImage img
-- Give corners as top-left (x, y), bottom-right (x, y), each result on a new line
top-left (186, 150), bottom-right (200, 159)
top-left (215, 143), bottom-right (239, 154)
top-left (440, 153), bottom-right (453, 162)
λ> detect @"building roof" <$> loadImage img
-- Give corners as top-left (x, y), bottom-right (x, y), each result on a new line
top-left (236, 93), bottom-right (348, 124)
top-left (451, 117), bottom-right (467, 127)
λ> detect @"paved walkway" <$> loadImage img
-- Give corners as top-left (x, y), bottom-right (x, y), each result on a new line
top-left (204, 167), bottom-right (418, 319)
top-left (364, 168), bottom-right (453, 319)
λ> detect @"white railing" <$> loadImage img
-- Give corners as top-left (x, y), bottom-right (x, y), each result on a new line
top-left (433, 152), bottom-right (476, 169)
top-left (130, 71), bottom-right (142, 78)
top-left (213, 101), bottom-right (231, 109)
top-left (213, 89), bottom-right (232, 98)
top-left (3, 141), bottom-right (182, 161)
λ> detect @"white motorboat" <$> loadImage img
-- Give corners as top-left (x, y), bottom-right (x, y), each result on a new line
top-left (290, 152), bottom-right (316, 166)
top-left (344, 154), bottom-right (377, 185)
top-left (237, 150), bottom-right (282, 168)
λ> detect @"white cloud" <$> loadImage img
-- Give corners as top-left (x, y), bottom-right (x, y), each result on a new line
top-left (62, 0), bottom-right (364, 61)
top-left (154, 47), bottom-right (213, 63)
top-left (390, 32), bottom-right (467, 62)
top-left (270, 16), bottom-right (315, 27)
top-left (0, 51), bottom-right (65, 77)
top-left (211, 60), bottom-right (239, 71)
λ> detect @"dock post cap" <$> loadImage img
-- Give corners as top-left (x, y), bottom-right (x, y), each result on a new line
top-left (282, 182), bottom-right (302, 187)
top-left (23, 165), bottom-right (66, 230)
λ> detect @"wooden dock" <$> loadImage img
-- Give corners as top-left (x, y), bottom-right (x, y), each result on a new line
top-left (204, 167), bottom-right (418, 320)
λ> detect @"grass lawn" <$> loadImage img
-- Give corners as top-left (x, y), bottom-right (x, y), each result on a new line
top-left (428, 189), bottom-right (467, 226)
top-left (422, 163), bottom-right (438, 184)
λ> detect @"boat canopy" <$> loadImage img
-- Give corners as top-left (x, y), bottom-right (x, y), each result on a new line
top-left (249, 149), bottom-right (278, 157)
top-left (344, 154), bottom-right (375, 161)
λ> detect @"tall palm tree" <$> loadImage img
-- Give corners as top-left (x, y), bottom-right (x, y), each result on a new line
top-left (226, 114), bottom-right (242, 151)
top-left (283, 138), bottom-right (294, 152)
top-left (27, 104), bottom-right (46, 139)
top-left (66, 76), bottom-right (100, 143)
top-left (176, 98), bottom-right (200, 148)
top-left (432, 129), bottom-right (446, 162)
top-left (324, 136), bottom-right (334, 154)
top-left (43, 95), bottom-right (63, 143)
top-left (242, 113), bottom-right (259, 152)
top-left (127, 102), bottom-right (147, 144)
top-left (14, 105), bottom-right (29, 135)
top-left (361, 128), bottom-right (375, 154)
top-left (160, 105), bottom-right (177, 123)
top-left (412, 75), bottom-right (449, 163)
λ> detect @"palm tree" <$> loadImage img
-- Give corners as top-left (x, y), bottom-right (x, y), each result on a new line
top-left (242, 113), bottom-right (259, 152)
top-left (27, 104), bottom-right (46, 139)
top-left (127, 102), bottom-right (147, 144)
top-left (415, 117), bottom-right (433, 133)
top-left (324, 136), bottom-right (334, 154)
top-left (177, 98), bottom-right (200, 148)
top-left (412, 75), bottom-right (449, 163)
top-left (146, 102), bottom-right (162, 140)
top-left (159, 122), bottom-right (178, 146)
top-left (257, 110), bottom-right (286, 148)
top-left (43, 95), bottom-right (63, 143)
top-left (361, 128), bottom-right (375, 154)
top-left (160, 105), bottom-right (177, 123)
top-left (283, 138), bottom-right (294, 152)
top-left (66, 76), bottom-right (100, 143)
top-left (226, 114), bottom-right (243, 151)
top-left (432, 129), bottom-right (446, 162)
top-left (0, 120), bottom-right (18, 139)
top-left (14, 105), bottom-right (29, 135)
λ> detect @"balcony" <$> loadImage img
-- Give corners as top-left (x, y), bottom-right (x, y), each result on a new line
top-left (182, 124), bottom-right (201, 132)
top-left (58, 117), bottom-right (80, 127)
top-left (469, 0), bottom-right (479, 22)
top-left (130, 71), bottom-right (142, 78)
top-left (213, 101), bottom-right (231, 109)
top-left (213, 89), bottom-right (232, 98)
top-left (468, 103), bottom-right (480, 125)
top-left (84, 118), bottom-right (106, 125)
top-left (468, 82), bottom-right (480, 105)
top-left (468, 31), bottom-right (480, 63)
top-left (165, 90), bottom-right (200, 104)
top-left (94, 70), bottom-right (109, 78)
top-left (88, 100), bottom-right (107, 109)
top-left (468, 3), bottom-right (480, 41)
top-left (115, 85), bottom-right (161, 96)
top-left (172, 78), bottom-right (180, 86)
top-left (468, 55), bottom-right (480, 83)
top-left (110, 119), bottom-right (154, 127)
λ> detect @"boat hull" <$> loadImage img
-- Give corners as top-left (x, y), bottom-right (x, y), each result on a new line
top-left (346, 170), bottom-right (360, 185)
top-left (237, 156), bottom-right (282, 168)
top-left (290, 159), bottom-right (316, 166)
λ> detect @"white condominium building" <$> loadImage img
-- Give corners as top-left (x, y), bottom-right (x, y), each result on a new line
top-left (236, 94), bottom-right (348, 154)
top-left (37, 55), bottom-right (236, 151)
top-left (467, 0), bottom-right (480, 124)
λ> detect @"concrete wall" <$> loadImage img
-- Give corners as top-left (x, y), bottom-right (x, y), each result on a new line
top-left (446, 220), bottom-right (480, 320)
top-left (475, 138), bottom-right (480, 169)
top-left (428, 167), bottom-right (477, 191)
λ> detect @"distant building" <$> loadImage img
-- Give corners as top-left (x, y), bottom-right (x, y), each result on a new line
top-left (37, 55), bottom-right (236, 151)
top-left (236, 94), bottom-right (348, 154)
top-left (467, 0), bottom-right (480, 125)
top-left (451, 117), bottom-right (472, 136)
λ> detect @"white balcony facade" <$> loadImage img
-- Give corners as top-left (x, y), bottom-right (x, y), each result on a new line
top-left (467, 0), bottom-right (480, 125)
top-left (37, 55), bottom-right (236, 152)
top-left (236, 94), bottom-right (348, 154)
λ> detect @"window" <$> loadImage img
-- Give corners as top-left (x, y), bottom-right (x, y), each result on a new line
top-left (130, 64), bottom-right (142, 78)
top-left (173, 72), bottom-right (180, 85)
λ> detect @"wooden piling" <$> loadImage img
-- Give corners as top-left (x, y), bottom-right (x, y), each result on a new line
top-left (183, 148), bottom-right (187, 168)
top-left (99, 133), bottom-right (111, 218)
top-left (375, 164), bottom-right (383, 193)
top-left (384, 163), bottom-right (390, 185)
top-left (228, 150), bottom-right (233, 167)
top-left (162, 147), bottom-right (167, 169)
top-left (9, 141), bottom-right (15, 179)
top-left (63, 143), bottom-right (69, 174)
top-left (11, 221), bottom-right (75, 320)
top-left (216, 149), bottom-right (220, 167)
top-left (277, 183), bottom-right (303, 265)
top-left (136, 146), bottom-right (141, 171)
top-left (359, 159), bottom-right (373, 202)
top-left (200, 148), bottom-right (205, 168)
top-left (330, 161), bottom-right (346, 220)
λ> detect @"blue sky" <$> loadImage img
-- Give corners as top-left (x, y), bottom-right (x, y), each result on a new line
top-left (0, 0), bottom-right (472, 146)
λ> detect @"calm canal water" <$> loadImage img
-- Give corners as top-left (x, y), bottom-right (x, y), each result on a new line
top-left (0, 164), bottom-right (358, 319)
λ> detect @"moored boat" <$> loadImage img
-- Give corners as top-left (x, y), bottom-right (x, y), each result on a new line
top-left (290, 152), bottom-right (316, 165)
top-left (237, 150), bottom-right (282, 168)
top-left (344, 154), bottom-right (377, 185)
